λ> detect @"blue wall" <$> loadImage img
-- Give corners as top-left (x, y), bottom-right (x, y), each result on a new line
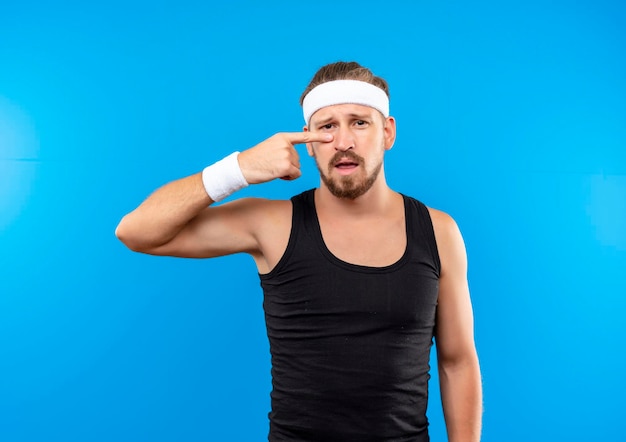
top-left (1, 1), bottom-right (625, 440)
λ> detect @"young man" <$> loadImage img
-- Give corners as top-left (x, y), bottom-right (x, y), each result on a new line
top-left (116, 61), bottom-right (482, 441)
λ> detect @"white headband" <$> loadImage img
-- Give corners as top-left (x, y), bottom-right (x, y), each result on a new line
top-left (302, 79), bottom-right (389, 124)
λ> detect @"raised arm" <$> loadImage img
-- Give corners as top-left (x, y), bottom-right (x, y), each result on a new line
top-left (430, 208), bottom-right (482, 442)
top-left (115, 132), bottom-right (332, 259)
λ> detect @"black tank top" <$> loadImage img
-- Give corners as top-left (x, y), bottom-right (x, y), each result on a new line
top-left (260, 189), bottom-right (440, 442)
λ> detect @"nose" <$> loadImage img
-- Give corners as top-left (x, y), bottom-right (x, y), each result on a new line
top-left (334, 126), bottom-right (355, 152)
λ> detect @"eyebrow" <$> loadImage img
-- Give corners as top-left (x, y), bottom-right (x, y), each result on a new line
top-left (313, 112), bottom-right (373, 126)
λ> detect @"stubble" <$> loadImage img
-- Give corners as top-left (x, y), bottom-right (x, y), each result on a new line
top-left (314, 150), bottom-right (383, 200)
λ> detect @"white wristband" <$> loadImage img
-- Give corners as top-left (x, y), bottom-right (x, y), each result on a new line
top-left (201, 152), bottom-right (249, 202)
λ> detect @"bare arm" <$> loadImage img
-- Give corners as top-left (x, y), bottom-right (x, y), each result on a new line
top-left (115, 132), bottom-right (333, 258)
top-left (430, 209), bottom-right (482, 442)
top-left (115, 172), bottom-right (213, 254)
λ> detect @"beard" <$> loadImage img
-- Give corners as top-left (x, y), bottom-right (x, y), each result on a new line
top-left (314, 150), bottom-right (383, 200)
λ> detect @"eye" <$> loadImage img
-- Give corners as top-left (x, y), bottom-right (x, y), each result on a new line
top-left (355, 120), bottom-right (368, 127)
top-left (320, 123), bottom-right (334, 130)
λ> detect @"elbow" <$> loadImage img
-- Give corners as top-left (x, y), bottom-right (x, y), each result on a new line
top-left (115, 216), bottom-right (149, 253)
top-left (115, 215), bottom-right (170, 255)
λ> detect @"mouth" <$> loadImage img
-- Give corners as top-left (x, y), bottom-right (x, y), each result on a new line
top-left (334, 159), bottom-right (359, 169)
top-left (332, 158), bottom-right (360, 175)
top-left (327, 151), bottom-right (364, 176)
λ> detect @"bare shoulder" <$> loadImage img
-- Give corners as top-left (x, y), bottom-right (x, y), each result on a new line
top-left (426, 206), bottom-right (467, 275)
top-left (226, 197), bottom-right (293, 274)
top-left (427, 207), bottom-right (462, 243)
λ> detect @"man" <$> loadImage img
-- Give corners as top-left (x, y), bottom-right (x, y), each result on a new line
top-left (116, 61), bottom-right (482, 441)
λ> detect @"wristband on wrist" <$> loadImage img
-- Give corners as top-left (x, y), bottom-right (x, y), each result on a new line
top-left (201, 151), bottom-right (249, 202)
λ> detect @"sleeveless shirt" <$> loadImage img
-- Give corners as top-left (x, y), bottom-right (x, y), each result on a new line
top-left (260, 189), bottom-right (441, 442)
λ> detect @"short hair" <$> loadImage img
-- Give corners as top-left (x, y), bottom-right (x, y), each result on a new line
top-left (299, 61), bottom-right (390, 106)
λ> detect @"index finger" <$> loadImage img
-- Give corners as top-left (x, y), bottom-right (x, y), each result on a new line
top-left (284, 132), bottom-right (333, 145)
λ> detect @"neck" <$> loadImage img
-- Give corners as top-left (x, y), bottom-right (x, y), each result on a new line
top-left (314, 171), bottom-right (398, 218)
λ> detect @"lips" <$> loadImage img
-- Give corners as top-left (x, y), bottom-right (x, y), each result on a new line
top-left (334, 159), bottom-right (359, 169)
top-left (327, 151), bottom-right (363, 176)
top-left (331, 151), bottom-right (362, 167)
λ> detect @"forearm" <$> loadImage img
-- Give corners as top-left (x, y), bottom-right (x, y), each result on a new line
top-left (116, 173), bottom-right (211, 251)
top-left (439, 355), bottom-right (483, 442)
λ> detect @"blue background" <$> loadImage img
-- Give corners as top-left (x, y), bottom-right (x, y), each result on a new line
top-left (1, 1), bottom-right (625, 441)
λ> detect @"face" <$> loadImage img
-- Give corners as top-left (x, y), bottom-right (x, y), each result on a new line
top-left (305, 103), bottom-right (396, 199)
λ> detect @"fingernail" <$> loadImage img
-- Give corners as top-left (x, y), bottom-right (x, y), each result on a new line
top-left (324, 134), bottom-right (333, 141)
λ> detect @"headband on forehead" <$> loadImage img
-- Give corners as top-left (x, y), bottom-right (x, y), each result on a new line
top-left (302, 79), bottom-right (389, 124)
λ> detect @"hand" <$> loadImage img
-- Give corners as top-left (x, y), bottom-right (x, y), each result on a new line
top-left (237, 132), bottom-right (333, 184)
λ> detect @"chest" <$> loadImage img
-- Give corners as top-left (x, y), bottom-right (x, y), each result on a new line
top-left (260, 193), bottom-right (441, 331)
top-left (319, 214), bottom-right (407, 267)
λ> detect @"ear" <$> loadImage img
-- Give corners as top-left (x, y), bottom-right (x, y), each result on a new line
top-left (383, 116), bottom-right (396, 151)
top-left (303, 125), bottom-right (314, 157)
